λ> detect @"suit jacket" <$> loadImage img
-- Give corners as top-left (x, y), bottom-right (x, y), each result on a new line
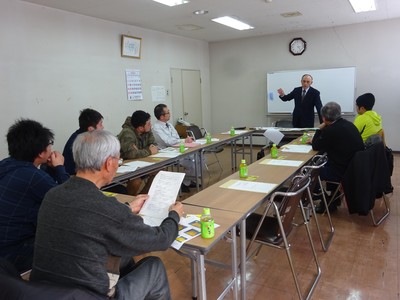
top-left (280, 86), bottom-right (323, 128)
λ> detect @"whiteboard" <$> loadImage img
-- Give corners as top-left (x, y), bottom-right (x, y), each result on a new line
top-left (266, 67), bottom-right (356, 114)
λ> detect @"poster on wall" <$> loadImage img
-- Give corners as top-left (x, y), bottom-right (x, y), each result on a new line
top-left (125, 69), bottom-right (143, 101)
top-left (151, 86), bottom-right (166, 102)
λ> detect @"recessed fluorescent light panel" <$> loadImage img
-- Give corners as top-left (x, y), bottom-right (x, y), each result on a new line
top-left (153, 0), bottom-right (189, 7)
top-left (348, 0), bottom-right (376, 13)
top-left (212, 16), bottom-right (254, 30)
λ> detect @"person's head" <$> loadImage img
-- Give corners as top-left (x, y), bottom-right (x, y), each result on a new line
top-left (73, 130), bottom-right (120, 182)
top-left (154, 104), bottom-right (171, 122)
top-left (301, 74), bottom-right (313, 89)
top-left (321, 102), bottom-right (342, 123)
top-left (78, 108), bottom-right (104, 132)
top-left (7, 119), bottom-right (54, 163)
top-left (130, 110), bottom-right (152, 133)
top-left (355, 93), bottom-right (375, 115)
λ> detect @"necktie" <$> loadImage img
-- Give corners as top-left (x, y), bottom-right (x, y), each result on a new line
top-left (301, 89), bottom-right (306, 102)
top-left (166, 123), bottom-right (170, 129)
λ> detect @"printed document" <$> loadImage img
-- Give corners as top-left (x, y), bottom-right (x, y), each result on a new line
top-left (139, 171), bottom-right (185, 226)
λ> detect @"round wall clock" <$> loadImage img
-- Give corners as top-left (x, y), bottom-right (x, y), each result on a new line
top-left (289, 37), bottom-right (306, 56)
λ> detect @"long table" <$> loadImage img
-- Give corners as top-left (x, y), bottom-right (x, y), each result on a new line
top-left (103, 130), bottom-right (254, 191)
top-left (183, 139), bottom-right (317, 299)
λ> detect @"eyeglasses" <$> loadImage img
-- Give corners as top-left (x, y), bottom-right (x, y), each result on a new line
top-left (48, 140), bottom-right (54, 145)
top-left (111, 156), bottom-right (123, 166)
top-left (162, 111), bottom-right (170, 115)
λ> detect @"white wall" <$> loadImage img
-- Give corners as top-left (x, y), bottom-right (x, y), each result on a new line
top-left (209, 18), bottom-right (400, 150)
top-left (0, 0), bottom-right (211, 158)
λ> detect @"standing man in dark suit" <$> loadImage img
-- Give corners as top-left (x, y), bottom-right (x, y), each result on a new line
top-left (278, 74), bottom-right (323, 128)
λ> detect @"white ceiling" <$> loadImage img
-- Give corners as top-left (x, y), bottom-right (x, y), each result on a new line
top-left (21, 0), bottom-right (400, 42)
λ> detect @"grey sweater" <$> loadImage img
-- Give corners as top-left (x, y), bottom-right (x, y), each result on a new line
top-left (30, 176), bottom-right (179, 295)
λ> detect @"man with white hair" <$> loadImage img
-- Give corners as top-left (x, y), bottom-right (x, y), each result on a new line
top-left (31, 130), bottom-right (183, 300)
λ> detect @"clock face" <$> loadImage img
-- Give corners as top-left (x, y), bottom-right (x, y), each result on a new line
top-left (289, 38), bottom-right (306, 55)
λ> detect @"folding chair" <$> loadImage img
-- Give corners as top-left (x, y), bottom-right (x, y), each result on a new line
top-left (186, 125), bottom-right (224, 176)
top-left (342, 141), bottom-right (391, 226)
top-left (245, 175), bottom-right (321, 300)
top-left (300, 154), bottom-right (335, 251)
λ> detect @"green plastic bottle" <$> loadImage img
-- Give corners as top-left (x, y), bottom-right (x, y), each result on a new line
top-left (239, 159), bottom-right (248, 179)
top-left (271, 144), bottom-right (278, 158)
top-left (206, 132), bottom-right (212, 144)
top-left (200, 208), bottom-right (215, 239)
top-left (230, 126), bottom-right (235, 136)
top-left (179, 139), bottom-right (185, 153)
top-left (301, 132), bottom-right (308, 144)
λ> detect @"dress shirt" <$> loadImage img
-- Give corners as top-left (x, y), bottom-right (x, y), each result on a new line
top-left (153, 120), bottom-right (181, 149)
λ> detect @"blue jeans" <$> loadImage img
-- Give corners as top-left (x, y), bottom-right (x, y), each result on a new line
top-left (115, 256), bottom-right (171, 300)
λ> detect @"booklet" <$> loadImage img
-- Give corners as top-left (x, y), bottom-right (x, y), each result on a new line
top-left (139, 171), bottom-right (185, 226)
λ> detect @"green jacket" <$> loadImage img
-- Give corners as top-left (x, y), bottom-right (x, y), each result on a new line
top-left (117, 116), bottom-right (156, 159)
top-left (354, 110), bottom-right (382, 143)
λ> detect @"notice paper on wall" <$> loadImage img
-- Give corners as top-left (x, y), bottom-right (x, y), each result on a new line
top-left (125, 69), bottom-right (143, 101)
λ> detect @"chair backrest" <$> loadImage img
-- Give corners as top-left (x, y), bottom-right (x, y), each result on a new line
top-left (300, 154), bottom-right (328, 199)
top-left (275, 119), bottom-right (293, 128)
top-left (271, 175), bottom-right (311, 236)
top-left (186, 125), bottom-right (204, 140)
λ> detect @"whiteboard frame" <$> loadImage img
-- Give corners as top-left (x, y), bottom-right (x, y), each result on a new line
top-left (266, 67), bottom-right (356, 115)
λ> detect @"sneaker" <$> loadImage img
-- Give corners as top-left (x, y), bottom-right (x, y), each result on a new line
top-left (181, 184), bottom-right (191, 193)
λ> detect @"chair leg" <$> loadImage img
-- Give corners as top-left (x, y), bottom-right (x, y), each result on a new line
top-left (298, 201), bottom-right (322, 300)
top-left (311, 178), bottom-right (335, 251)
top-left (370, 193), bottom-right (390, 226)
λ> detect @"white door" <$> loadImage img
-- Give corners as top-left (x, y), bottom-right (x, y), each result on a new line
top-left (171, 69), bottom-right (202, 127)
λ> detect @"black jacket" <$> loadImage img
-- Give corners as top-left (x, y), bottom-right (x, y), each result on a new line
top-left (312, 118), bottom-right (364, 177)
top-left (342, 142), bottom-right (392, 215)
top-left (280, 86), bottom-right (323, 128)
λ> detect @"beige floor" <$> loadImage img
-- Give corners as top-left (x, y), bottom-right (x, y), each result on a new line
top-left (139, 146), bottom-right (399, 300)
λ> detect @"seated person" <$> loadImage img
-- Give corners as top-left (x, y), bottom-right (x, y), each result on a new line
top-left (312, 102), bottom-right (364, 213)
top-left (0, 119), bottom-right (69, 272)
top-left (153, 104), bottom-right (197, 193)
top-left (63, 108), bottom-right (104, 175)
top-left (354, 93), bottom-right (383, 143)
top-left (30, 130), bottom-right (183, 299)
top-left (117, 110), bottom-right (158, 195)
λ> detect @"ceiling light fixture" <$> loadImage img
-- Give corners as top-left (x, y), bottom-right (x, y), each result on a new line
top-left (211, 16), bottom-right (254, 30)
top-left (153, 0), bottom-right (189, 7)
top-left (348, 0), bottom-right (376, 13)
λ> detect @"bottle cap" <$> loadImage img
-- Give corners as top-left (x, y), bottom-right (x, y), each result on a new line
top-left (241, 159), bottom-right (246, 163)
top-left (272, 143), bottom-right (276, 147)
top-left (203, 208), bottom-right (211, 215)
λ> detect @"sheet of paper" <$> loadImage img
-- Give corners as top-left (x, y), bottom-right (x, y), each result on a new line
top-left (139, 171), bottom-right (185, 226)
top-left (221, 130), bottom-right (248, 135)
top-left (117, 161), bottom-right (154, 173)
top-left (172, 142), bottom-right (200, 148)
top-left (263, 128), bottom-right (284, 145)
top-left (281, 144), bottom-right (312, 153)
top-left (220, 180), bottom-right (277, 194)
top-left (150, 152), bottom-right (182, 158)
top-left (260, 159), bottom-right (304, 167)
top-left (194, 138), bottom-right (220, 145)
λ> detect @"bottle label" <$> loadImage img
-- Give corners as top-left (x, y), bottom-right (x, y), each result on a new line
top-left (271, 148), bottom-right (278, 158)
top-left (201, 219), bottom-right (215, 238)
top-left (239, 166), bottom-right (248, 178)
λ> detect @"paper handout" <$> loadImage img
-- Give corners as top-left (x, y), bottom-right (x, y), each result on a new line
top-left (139, 171), bottom-right (185, 226)
top-left (263, 128), bottom-right (284, 145)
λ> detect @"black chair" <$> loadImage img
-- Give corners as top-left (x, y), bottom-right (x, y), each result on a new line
top-left (244, 175), bottom-right (321, 300)
top-left (186, 125), bottom-right (224, 176)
